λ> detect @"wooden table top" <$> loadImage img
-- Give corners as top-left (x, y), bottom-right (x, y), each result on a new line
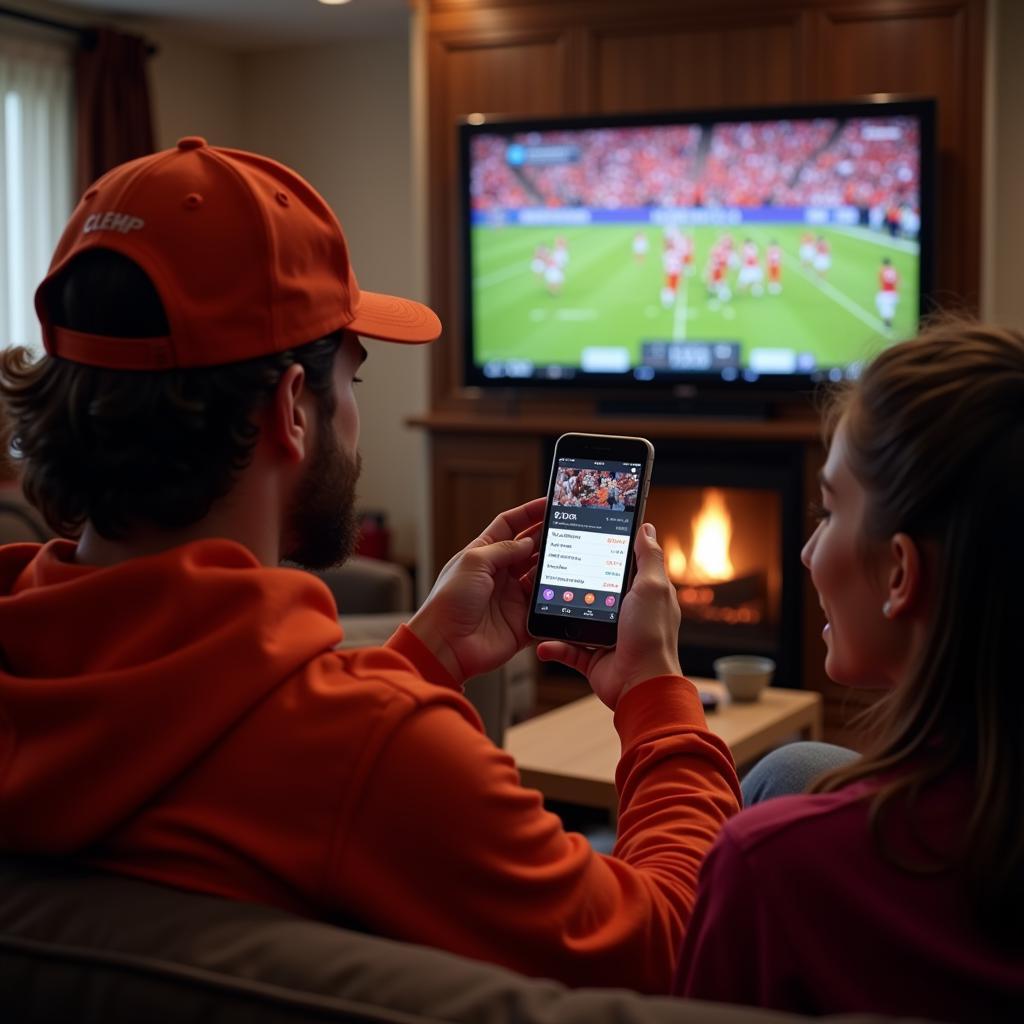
top-left (504, 679), bottom-right (822, 811)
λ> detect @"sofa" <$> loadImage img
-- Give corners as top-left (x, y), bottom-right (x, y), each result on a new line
top-left (0, 856), bottom-right (933, 1024)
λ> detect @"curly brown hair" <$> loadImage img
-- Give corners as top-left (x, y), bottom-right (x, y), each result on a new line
top-left (0, 249), bottom-right (340, 539)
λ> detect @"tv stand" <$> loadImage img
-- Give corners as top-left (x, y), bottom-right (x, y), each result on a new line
top-left (596, 396), bottom-right (771, 420)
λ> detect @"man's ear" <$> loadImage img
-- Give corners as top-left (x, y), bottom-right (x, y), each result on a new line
top-left (884, 532), bottom-right (924, 618)
top-left (267, 363), bottom-right (309, 464)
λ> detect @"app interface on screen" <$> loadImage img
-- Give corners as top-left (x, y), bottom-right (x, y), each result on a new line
top-left (535, 457), bottom-right (644, 622)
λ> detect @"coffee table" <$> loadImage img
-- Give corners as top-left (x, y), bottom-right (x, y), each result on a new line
top-left (504, 679), bottom-right (822, 814)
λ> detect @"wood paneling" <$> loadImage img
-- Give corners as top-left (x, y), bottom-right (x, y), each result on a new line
top-left (808, 3), bottom-right (984, 307)
top-left (430, 434), bottom-right (543, 567)
top-left (439, 35), bottom-right (571, 120)
top-left (421, 0), bottom-right (986, 736)
top-left (428, 29), bottom-right (574, 408)
top-left (425, 0), bottom-right (985, 406)
top-left (594, 20), bottom-right (802, 112)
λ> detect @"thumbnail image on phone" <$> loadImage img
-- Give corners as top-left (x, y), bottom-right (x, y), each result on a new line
top-left (527, 433), bottom-right (654, 648)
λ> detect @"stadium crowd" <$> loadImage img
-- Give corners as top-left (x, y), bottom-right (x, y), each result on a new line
top-left (470, 116), bottom-right (920, 231)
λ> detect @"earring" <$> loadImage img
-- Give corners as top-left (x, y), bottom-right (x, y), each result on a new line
top-left (882, 599), bottom-right (893, 618)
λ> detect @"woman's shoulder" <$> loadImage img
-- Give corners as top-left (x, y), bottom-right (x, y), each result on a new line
top-left (727, 766), bottom-right (974, 860)
top-left (724, 781), bottom-right (879, 858)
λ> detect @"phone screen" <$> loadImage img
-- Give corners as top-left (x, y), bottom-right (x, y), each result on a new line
top-left (532, 456), bottom-right (645, 628)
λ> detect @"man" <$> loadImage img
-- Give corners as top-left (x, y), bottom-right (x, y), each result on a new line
top-left (876, 256), bottom-right (900, 330)
top-left (766, 239), bottom-right (783, 295)
top-left (661, 235), bottom-right (682, 308)
top-left (814, 234), bottom-right (831, 277)
top-left (0, 138), bottom-right (739, 994)
top-left (736, 238), bottom-right (764, 297)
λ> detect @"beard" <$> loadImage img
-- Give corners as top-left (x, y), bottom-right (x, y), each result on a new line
top-left (283, 415), bottom-right (362, 571)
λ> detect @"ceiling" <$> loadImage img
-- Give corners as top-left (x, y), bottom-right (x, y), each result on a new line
top-left (53, 0), bottom-right (412, 50)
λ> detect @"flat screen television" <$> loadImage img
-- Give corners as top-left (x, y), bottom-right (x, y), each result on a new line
top-left (458, 97), bottom-right (935, 397)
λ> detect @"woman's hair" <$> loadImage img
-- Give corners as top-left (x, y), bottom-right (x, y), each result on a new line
top-left (811, 317), bottom-right (1024, 944)
top-left (0, 249), bottom-right (341, 539)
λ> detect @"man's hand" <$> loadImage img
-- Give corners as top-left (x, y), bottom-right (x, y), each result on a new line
top-left (537, 523), bottom-right (682, 709)
top-left (405, 497), bottom-right (545, 685)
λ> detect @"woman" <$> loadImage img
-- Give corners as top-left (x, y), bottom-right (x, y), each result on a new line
top-left (676, 320), bottom-right (1024, 1020)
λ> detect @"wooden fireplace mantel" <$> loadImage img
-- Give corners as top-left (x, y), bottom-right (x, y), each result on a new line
top-left (408, 408), bottom-right (822, 443)
top-left (407, 406), bottom-right (825, 586)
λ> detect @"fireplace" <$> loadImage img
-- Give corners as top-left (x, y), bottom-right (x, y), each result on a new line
top-left (647, 440), bottom-right (805, 687)
top-left (534, 434), bottom-right (808, 694)
top-left (649, 485), bottom-right (781, 642)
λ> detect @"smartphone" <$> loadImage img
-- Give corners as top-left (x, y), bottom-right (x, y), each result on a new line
top-left (528, 433), bottom-right (655, 647)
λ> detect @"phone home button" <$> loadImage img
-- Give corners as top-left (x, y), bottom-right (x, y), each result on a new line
top-left (564, 621), bottom-right (582, 641)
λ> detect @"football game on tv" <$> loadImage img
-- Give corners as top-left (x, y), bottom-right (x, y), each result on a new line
top-left (460, 100), bottom-right (934, 390)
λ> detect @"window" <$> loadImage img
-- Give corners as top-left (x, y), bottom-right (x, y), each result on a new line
top-left (0, 34), bottom-right (73, 356)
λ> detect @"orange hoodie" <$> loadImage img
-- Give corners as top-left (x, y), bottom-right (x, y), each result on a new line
top-left (0, 538), bottom-right (740, 993)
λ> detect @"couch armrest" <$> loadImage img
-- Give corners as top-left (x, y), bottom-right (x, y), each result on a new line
top-left (301, 556), bottom-right (413, 615)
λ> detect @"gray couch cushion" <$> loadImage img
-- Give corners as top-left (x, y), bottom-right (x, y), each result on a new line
top-left (307, 556), bottom-right (414, 615)
top-left (0, 858), bottom-right (922, 1024)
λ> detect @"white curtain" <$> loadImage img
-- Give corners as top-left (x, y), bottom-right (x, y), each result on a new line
top-left (0, 34), bottom-right (73, 355)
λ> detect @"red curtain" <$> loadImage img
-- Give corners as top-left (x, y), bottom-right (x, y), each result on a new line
top-left (75, 27), bottom-right (155, 196)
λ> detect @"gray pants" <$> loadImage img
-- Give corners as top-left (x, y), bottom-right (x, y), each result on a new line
top-left (741, 741), bottom-right (859, 806)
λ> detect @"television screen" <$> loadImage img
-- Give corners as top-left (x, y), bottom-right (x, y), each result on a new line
top-left (459, 99), bottom-right (934, 391)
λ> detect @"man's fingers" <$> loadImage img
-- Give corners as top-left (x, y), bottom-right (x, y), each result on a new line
top-left (536, 640), bottom-right (593, 674)
top-left (472, 497), bottom-right (546, 547)
top-left (514, 520), bottom-right (543, 545)
top-left (517, 564), bottom-right (537, 595)
top-left (632, 522), bottom-right (666, 578)
top-left (467, 535), bottom-right (535, 572)
top-left (627, 523), bottom-right (679, 620)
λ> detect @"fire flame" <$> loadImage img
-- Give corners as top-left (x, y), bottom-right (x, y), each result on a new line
top-left (688, 488), bottom-right (735, 582)
top-left (658, 489), bottom-right (764, 625)
top-left (663, 535), bottom-right (687, 583)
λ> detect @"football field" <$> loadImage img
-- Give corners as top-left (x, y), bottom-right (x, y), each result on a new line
top-left (471, 223), bottom-right (919, 371)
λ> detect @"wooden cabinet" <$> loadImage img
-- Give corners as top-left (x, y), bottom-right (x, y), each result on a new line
top-left (429, 431), bottom-right (544, 562)
top-left (807, 3), bottom-right (985, 329)
top-left (590, 14), bottom-right (804, 111)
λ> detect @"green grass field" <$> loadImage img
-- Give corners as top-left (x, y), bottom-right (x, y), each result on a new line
top-left (472, 223), bottom-right (919, 371)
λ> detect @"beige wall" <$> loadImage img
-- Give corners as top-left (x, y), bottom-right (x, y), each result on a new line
top-left (152, 29), bottom-right (428, 563)
top-left (240, 34), bottom-right (428, 564)
top-left (146, 31), bottom-right (245, 151)
top-left (4, 2), bottom-right (429, 565)
top-left (153, 30), bottom-right (428, 564)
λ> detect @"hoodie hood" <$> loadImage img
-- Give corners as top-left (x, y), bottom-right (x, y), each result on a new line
top-left (0, 538), bottom-right (342, 853)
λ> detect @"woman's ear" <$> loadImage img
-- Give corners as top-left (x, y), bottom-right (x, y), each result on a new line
top-left (884, 532), bottom-right (924, 619)
top-left (266, 363), bottom-right (309, 464)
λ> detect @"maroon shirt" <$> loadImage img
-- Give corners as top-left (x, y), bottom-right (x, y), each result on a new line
top-left (676, 777), bottom-right (1024, 1020)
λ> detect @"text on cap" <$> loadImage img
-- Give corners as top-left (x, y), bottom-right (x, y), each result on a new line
top-left (83, 212), bottom-right (145, 235)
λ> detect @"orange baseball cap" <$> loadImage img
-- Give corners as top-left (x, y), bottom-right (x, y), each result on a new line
top-left (35, 136), bottom-right (442, 369)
